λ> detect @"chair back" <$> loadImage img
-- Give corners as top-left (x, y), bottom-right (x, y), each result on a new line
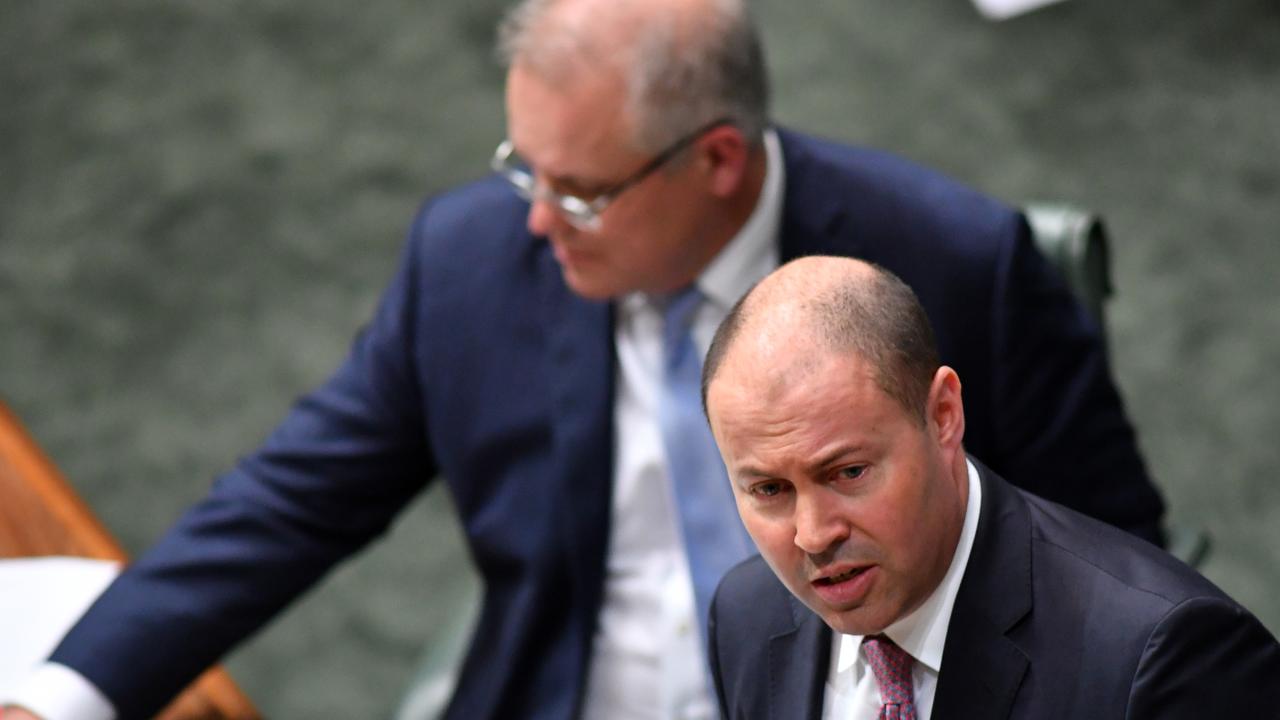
top-left (0, 400), bottom-right (260, 720)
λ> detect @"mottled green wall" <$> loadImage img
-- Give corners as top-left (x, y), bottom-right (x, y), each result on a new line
top-left (2, 1), bottom-right (1277, 715)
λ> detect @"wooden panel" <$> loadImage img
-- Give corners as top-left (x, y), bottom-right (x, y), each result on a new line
top-left (0, 401), bottom-right (259, 720)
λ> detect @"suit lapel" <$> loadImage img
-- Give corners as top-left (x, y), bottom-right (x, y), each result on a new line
top-left (767, 596), bottom-right (833, 720)
top-left (539, 245), bottom-right (616, 654)
top-left (933, 462), bottom-right (1032, 720)
top-left (776, 129), bottom-right (864, 263)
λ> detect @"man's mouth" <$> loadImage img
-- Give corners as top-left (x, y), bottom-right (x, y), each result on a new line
top-left (814, 566), bottom-right (868, 586)
top-left (809, 563), bottom-right (878, 608)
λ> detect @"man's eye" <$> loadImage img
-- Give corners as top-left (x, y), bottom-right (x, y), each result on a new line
top-left (752, 481), bottom-right (785, 498)
top-left (550, 180), bottom-right (606, 201)
top-left (838, 466), bottom-right (866, 480)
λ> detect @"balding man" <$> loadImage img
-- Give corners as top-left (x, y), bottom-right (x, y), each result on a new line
top-left (6, 0), bottom-right (1163, 718)
top-left (703, 257), bottom-right (1279, 720)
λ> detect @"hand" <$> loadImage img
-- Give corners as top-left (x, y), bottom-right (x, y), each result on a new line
top-left (3, 707), bottom-right (44, 720)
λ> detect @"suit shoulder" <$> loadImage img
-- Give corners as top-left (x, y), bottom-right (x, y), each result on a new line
top-left (1025, 490), bottom-right (1230, 615)
top-left (715, 554), bottom-right (788, 608)
top-left (391, 175), bottom-right (550, 305)
top-left (778, 128), bottom-right (1021, 249)
top-left (713, 555), bottom-right (799, 634)
top-left (1127, 594), bottom-right (1280, 715)
top-left (406, 175), bottom-right (532, 257)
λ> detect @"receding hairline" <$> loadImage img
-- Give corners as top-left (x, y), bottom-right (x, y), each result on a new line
top-left (498, 0), bottom-right (644, 76)
top-left (702, 257), bottom-right (941, 423)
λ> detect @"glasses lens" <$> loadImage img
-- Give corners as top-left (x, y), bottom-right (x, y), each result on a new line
top-left (493, 141), bottom-right (534, 198)
top-left (506, 169), bottom-right (535, 200)
top-left (559, 196), bottom-right (599, 228)
top-left (491, 140), bottom-right (603, 230)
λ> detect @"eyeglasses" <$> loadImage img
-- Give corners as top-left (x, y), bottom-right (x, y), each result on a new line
top-left (490, 117), bottom-right (732, 230)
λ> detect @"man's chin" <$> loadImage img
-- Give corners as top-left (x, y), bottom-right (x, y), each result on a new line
top-left (822, 610), bottom-right (890, 637)
top-left (559, 266), bottom-right (626, 301)
top-left (801, 594), bottom-right (892, 637)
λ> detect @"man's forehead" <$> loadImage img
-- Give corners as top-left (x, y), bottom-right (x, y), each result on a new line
top-left (717, 311), bottom-right (826, 384)
top-left (709, 354), bottom-right (894, 468)
top-left (505, 64), bottom-right (636, 175)
top-left (712, 343), bottom-right (867, 417)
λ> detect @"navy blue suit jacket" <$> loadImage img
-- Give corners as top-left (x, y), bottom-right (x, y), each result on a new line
top-left (50, 130), bottom-right (1164, 718)
top-left (709, 462), bottom-right (1280, 719)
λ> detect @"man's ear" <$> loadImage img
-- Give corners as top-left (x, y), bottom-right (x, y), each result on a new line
top-left (927, 366), bottom-right (965, 453)
top-left (697, 125), bottom-right (750, 196)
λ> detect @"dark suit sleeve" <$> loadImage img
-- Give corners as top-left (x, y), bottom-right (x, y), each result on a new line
top-left (707, 557), bottom-right (830, 720)
top-left (708, 561), bottom-right (767, 720)
top-left (47, 221), bottom-right (439, 719)
top-left (986, 218), bottom-right (1165, 544)
top-left (1127, 596), bottom-right (1280, 717)
top-left (707, 584), bottom-right (732, 720)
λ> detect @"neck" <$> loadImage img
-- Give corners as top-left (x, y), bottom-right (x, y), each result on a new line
top-left (947, 448), bottom-right (971, 513)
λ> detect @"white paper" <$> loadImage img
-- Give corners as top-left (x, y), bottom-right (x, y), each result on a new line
top-left (972, 0), bottom-right (1069, 21)
top-left (0, 556), bottom-right (120, 693)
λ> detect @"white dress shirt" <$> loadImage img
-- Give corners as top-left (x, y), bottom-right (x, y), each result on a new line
top-left (1, 131), bottom-right (786, 720)
top-left (580, 130), bottom-right (783, 720)
top-left (2, 662), bottom-right (115, 720)
top-left (821, 459), bottom-right (982, 720)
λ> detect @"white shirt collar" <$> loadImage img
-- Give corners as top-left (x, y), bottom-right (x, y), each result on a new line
top-left (834, 458), bottom-right (983, 676)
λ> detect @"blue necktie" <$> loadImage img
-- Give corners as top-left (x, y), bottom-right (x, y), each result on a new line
top-left (658, 285), bottom-right (755, 645)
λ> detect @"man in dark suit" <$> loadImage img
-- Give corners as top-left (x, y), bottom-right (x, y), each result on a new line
top-left (703, 256), bottom-right (1279, 719)
top-left (3, 0), bottom-right (1165, 718)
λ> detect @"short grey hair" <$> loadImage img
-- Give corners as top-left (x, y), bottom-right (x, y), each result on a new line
top-left (497, 0), bottom-right (769, 153)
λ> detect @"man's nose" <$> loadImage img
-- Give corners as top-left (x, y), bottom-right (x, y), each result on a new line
top-left (525, 194), bottom-right (566, 238)
top-left (793, 491), bottom-right (848, 555)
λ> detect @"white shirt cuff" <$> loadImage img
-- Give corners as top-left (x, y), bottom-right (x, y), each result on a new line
top-left (3, 662), bottom-right (116, 720)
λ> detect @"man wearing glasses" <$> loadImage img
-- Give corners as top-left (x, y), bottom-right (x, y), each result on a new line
top-left (4, 0), bottom-right (1164, 718)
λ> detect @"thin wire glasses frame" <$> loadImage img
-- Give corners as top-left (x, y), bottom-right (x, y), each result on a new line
top-left (491, 117), bottom-right (733, 230)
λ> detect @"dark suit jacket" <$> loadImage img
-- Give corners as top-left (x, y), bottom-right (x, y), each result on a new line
top-left (709, 462), bottom-right (1280, 719)
top-left (50, 130), bottom-right (1164, 719)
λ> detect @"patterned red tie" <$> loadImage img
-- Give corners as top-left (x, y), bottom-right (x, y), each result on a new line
top-left (863, 635), bottom-right (918, 720)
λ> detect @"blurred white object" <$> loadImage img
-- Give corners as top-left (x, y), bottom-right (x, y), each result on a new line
top-left (972, 0), bottom-right (1069, 20)
top-left (0, 556), bottom-right (119, 693)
